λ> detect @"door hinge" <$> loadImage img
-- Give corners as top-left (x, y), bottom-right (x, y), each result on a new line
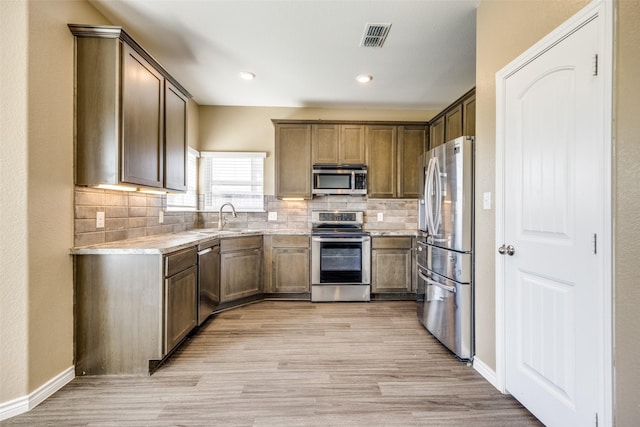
top-left (593, 233), bottom-right (598, 255)
top-left (595, 412), bottom-right (599, 427)
top-left (593, 54), bottom-right (599, 76)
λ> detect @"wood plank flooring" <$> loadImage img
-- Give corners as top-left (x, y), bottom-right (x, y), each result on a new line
top-left (2, 301), bottom-right (541, 426)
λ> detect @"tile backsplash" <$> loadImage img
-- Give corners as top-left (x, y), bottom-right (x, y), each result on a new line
top-left (74, 188), bottom-right (418, 247)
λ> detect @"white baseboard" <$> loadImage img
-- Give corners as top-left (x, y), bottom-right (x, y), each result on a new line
top-left (473, 357), bottom-right (501, 392)
top-left (0, 366), bottom-right (74, 421)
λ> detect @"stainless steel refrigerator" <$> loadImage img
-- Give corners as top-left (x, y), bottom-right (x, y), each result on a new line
top-left (417, 135), bottom-right (474, 361)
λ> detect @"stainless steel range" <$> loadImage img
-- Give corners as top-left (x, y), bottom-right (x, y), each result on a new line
top-left (311, 211), bottom-right (371, 302)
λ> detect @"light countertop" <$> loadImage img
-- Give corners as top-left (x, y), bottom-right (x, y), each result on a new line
top-left (71, 228), bottom-right (419, 255)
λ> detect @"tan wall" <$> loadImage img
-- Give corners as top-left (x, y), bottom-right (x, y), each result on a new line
top-left (0, 0), bottom-right (30, 403)
top-left (477, 0), bottom-right (640, 423)
top-left (0, 0), bottom-right (110, 405)
top-left (198, 106), bottom-right (437, 195)
top-left (614, 1), bottom-right (640, 424)
top-left (474, 0), bottom-right (589, 371)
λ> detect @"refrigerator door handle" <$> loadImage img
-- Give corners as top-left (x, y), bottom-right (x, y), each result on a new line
top-left (419, 271), bottom-right (457, 293)
top-left (424, 158), bottom-right (433, 234)
top-left (425, 157), bottom-right (439, 236)
top-left (432, 156), bottom-right (442, 234)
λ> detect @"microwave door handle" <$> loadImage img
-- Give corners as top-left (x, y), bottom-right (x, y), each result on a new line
top-left (351, 170), bottom-right (355, 190)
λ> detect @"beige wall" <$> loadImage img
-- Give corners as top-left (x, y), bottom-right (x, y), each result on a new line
top-left (0, 0), bottom-right (110, 405)
top-left (474, 0), bottom-right (589, 371)
top-left (0, 0), bottom-right (30, 403)
top-left (613, 1), bottom-right (640, 424)
top-left (198, 106), bottom-right (437, 195)
top-left (477, 0), bottom-right (640, 423)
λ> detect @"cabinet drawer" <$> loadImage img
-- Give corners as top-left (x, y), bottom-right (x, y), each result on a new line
top-left (272, 235), bottom-right (309, 248)
top-left (372, 236), bottom-right (413, 249)
top-left (221, 235), bottom-right (263, 252)
top-left (165, 247), bottom-right (197, 277)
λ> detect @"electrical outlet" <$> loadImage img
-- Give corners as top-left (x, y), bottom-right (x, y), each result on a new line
top-left (483, 192), bottom-right (492, 210)
top-left (96, 211), bottom-right (105, 229)
top-left (268, 211), bottom-right (277, 221)
top-left (159, 211), bottom-right (164, 224)
top-left (377, 212), bottom-right (384, 221)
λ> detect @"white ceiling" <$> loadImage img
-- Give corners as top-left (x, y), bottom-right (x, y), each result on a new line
top-left (89, 0), bottom-right (478, 110)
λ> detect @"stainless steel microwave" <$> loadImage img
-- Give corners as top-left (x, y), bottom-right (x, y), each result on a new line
top-left (312, 164), bottom-right (367, 196)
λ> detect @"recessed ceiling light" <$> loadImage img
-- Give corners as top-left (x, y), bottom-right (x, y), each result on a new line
top-left (239, 71), bottom-right (256, 80)
top-left (356, 74), bottom-right (373, 83)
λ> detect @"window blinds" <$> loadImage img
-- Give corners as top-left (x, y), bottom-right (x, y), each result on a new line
top-left (201, 152), bottom-right (266, 212)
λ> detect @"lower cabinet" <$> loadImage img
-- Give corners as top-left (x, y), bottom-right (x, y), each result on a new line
top-left (164, 249), bottom-right (198, 353)
top-left (75, 246), bottom-right (198, 376)
top-left (220, 235), bottom-right (263, 302)
top-left (263, 235), bottom-right (310, 294)
top-left (371, 237), bottom-right (415, 294)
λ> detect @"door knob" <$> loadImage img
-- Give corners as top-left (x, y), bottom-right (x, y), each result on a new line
top-left (498, 245), bottom-right (516, 256)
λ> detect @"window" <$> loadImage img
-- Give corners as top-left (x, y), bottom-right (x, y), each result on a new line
top-left (201, 151), bottom-right (266, 212)
top-left (166, 148), bottom-right (198, 210)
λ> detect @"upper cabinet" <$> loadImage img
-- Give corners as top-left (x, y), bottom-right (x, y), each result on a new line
top-left (428, 88), bottom-right (475, 149)
top-left (311, 124), bottom-right (366, 164)
top-left (366, 125), bottom-right (426, 198)
top-left (274, 120), bottom-right (426, 200)
top-left (69, 25), bottom-right (191, 192)
top-left (366, 125), bottom-right (397, 198)
top-left (397, 126), bottom-right (427, 198)
top-left (120, 43), bottom-right (164, 188)
top-left (164, 81), bottom-right (189, 192)
top-left (274, 123), bottom-right (312, 199)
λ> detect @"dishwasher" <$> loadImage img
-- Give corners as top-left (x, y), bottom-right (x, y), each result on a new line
top-left (197, 239), bottom-right (220, 326)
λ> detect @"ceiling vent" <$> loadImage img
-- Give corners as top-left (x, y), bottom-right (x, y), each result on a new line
top-left (360, 23), bottom-right (391, 48)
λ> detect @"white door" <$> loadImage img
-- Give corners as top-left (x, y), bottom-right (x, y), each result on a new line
top-left (501, 14), bottom-right (605, 427)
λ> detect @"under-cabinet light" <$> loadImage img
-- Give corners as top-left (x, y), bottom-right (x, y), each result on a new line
top-left (96, 184), bottom-right (137, 192)
top-left (356, 74), bottom-right (373, 83)
top-left (138, 189), bottom-right (167, 195)
top-left (282, 197), bottom-right (304, 201)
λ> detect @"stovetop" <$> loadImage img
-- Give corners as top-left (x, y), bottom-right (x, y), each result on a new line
top-left (311, 211), bottom-right (368, 236)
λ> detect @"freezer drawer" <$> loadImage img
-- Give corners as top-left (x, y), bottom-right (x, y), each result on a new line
top-left (426, 244), bottom-right (471, 284)
top-left (419, 269), bottom-right (472, 361)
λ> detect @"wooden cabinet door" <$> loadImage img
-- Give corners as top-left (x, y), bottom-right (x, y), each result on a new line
top-left (371, 237), bottom-right (414, 293)
top-left (275, 124), bottom-right (311, 199)
top-left (366, 125), bottom-right (397, 198)
top-left (312, 124), bottom-right (339, 164)
top-left (164, 80), bottom-right (188, 191)
top-left (121, 43), bottom-right (164, 188)
top-left (272, 247), bottom-right (310, 293)
top-left (462, 93), bottom-right (476, 136)
top-left (340, 124), bottom-right (366, 164)
top-left (398, 126), bottom-right (426, 198)
top-left (164, 265), bottom-right (197, 354)
top-left (429, 116), bottom-right (445, 149)
top-left (220, 249), bottom-right (262, 302)
top-left (445, 103), bottom-right (463, 141)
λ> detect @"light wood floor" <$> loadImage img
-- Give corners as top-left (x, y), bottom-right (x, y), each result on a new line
top-left (3, 301), bottom-right (541, 426)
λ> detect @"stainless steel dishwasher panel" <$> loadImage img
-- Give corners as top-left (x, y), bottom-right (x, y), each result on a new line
top-left (197, 241), bottom-right (220, 325)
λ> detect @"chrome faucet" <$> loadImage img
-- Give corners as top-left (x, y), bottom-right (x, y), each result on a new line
top-left (218, 202), bottom-right (237, 230)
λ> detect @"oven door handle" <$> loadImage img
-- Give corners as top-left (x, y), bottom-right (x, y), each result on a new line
top-left (418, 271), bottom-right (457, 293)
top-left (312, 237), bottom-right (369, 243)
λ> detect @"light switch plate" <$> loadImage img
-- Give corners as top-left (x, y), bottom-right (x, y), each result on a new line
top-left (483, 192), bottom-right (492, 210)
top-left (159, 211), bottom-right (164, 224)
top-left (96, 211), bottom-right (105, 229)
top-left (268, 211), bottom-right (277, 221)
top-left (377, 212), bottom-right (384, 221)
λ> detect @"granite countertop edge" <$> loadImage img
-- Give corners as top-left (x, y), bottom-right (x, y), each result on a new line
top-left (71, 229), bottom-right (420, 255)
